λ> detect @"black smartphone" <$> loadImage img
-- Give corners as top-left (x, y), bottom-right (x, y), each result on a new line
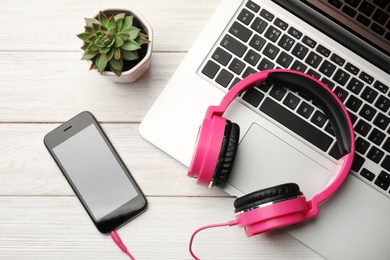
top-left (44, 111), bottom-right (147, 234)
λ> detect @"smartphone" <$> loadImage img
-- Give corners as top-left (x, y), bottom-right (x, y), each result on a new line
top-left (44, 111), bottom-right (147, 234)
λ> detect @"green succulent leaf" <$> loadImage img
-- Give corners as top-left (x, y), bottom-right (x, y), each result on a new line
top-left (117, 32), bottom-right (130, 42)
top-left (106, 48), bottom-right (115, 61)
top-left (100, 46), bottom-right (111, 54)
top-left (107, 15), bottom-right (116, 30)
top-left (121, 39), bottom-right (140, 51)
top-left (88, 34), bottom-right (97, 42)
top-left (121, 49), bottom-right (139, 61)
top-left (114, 48), bottom-right (121, 60)
top-left (77, 32), bottom-right (91, 43)
top-left (95, 39), bottom-right (104, 47)
top-left (95, 53), bottom-right (108, 74)
top-left (115, 18), bottom-right (123, 32)
top-left (109, 58), bottom-right (123, 77)
top-left (92, 22), bottom-right (100, 32)
top-left (122, 16), bottom-right (134, 29)
top-left (114, 36), bottom-right (124, 47)
top-left (108, 38), bottom-right (115, 48)
top-left (114, 13), bottom-right (125, 21)
top-left (128, 27), bottom-right (141, 40)
top-left (85, 18), bottom-right (99, 27)
top-left (81, 42), bottom-right (89, 51)
top-left (81, 49), bottom-right (98, 60)
top-left (84, 26), bottom-right (95, 34)
top-left (88, 43), bottom-right (99, 51)
top-left (109, 26), bottom-right (116, 35)
top-left (89, 61), bottom-right (97, 70)
top-left (99, 24), bottom-right (108, 32)
top-left (106, 31), bottom-right (113, 41)
top-left (119, 26), bottom-right (132, 35)
top-left (135, 34), bottom-right (150, 45)
top-left (98, 11), bottom-right (108, 27)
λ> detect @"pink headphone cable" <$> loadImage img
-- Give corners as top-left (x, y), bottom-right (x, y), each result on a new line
top-left (110, 231), bottom-right (136, 260)
top-left (189, 220), bottom-right (239, 259)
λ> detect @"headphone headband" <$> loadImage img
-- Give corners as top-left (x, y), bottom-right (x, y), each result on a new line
top-left (204, 69), bottom-right (355, 218)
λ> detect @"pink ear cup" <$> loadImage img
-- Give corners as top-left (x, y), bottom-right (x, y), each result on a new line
top-left (236, 196), bottom-right (309, 237)
top-left (188, 116), bottom-right (227, 187)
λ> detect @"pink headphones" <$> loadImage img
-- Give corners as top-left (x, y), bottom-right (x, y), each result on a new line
top-left (188, 69), bottom-right (355, 237)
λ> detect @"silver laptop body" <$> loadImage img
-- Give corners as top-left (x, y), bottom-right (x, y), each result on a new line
top-left (140, 0), bottom-right (390, 258)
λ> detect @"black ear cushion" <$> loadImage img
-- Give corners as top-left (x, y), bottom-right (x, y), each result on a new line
top-left (233, 183), bottom-right (302, 213)
top-left (213, 121), bottom-right (240, 188)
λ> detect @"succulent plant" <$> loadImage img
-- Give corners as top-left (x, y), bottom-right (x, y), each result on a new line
top-left (77, 11), bottom-right (150, 76)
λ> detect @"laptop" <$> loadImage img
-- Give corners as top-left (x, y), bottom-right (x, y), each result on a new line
top-left (140, 0), bottom-right (390, 259)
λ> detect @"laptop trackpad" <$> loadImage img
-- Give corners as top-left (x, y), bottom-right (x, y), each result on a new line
top-left (226, 123), bottom-right (331, 199)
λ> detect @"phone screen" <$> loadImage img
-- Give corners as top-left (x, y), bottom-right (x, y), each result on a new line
top-left (52, 124), bottom-right (138, 221)
top-left (44, 111), bottom-right (147, 233)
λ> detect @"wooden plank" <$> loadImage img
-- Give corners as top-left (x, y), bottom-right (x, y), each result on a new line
top-left (0, 123), bottom-right (227, 197)
top-left (0, 196), bottom-right (321, 259)
top-left (0, 0), bottom-right (221, 52)
top-left (0, 52), bottom-right (183, 122)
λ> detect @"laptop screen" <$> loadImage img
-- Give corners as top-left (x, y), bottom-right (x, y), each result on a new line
top-left (274, 0), bottom-right (390, 74)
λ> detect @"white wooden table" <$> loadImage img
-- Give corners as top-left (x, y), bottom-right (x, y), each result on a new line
top-left (0, 0), bottom-right (324, 259)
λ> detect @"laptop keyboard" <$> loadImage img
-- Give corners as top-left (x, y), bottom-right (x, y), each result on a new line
top-left (325, 0), bottom-right (390, 42)
top-left (200, 0), bottom-right (390, 198)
